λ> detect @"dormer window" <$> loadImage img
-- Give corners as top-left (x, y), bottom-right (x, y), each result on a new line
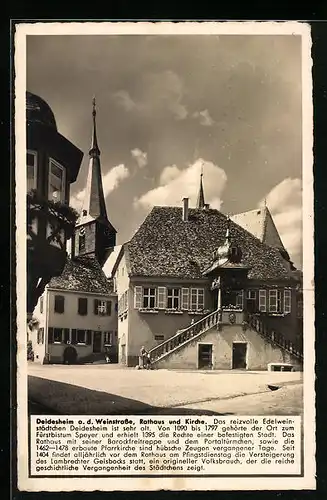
top-left (82, 210), bottom-right (87, 216)
top-left (49, 158), bottom-right (66, 202)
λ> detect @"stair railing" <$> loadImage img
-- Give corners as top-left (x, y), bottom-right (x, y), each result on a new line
top-left (247, 313), bottom-right (303, 360)
top-left (149, 309), bottom-right (220, 363)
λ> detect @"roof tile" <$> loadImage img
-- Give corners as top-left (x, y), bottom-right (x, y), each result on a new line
top-left (127, 207), bottom-right (296, 281)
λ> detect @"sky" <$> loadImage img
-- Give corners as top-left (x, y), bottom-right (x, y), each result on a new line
top-left (26, 34), bottom-right (303, 268)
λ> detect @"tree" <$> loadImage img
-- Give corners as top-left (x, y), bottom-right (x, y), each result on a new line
top-left (27, 189), bottom-right (79, 316)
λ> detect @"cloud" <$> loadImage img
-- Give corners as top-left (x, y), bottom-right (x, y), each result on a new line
top-left (135, 158), bottom-right (227, 210)
top-left (260, 178), bottom-right (302, 267)
top-left (193, 109), bottom-right (215, 126)
top-left (131, 148), bottom-right (148, 168)
top-left (112, 90), bottom-right (136, 112)
top-left (159, 164), bottom-right (181, 185)
top-left (113, 70), bottom-right (188, 121)
top-left (70, 163), bottom-right (129, 210)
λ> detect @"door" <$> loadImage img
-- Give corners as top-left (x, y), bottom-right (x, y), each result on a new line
top-left (198, 344), bottom-right (213, 369)
top-left (93, 331), bottom-right (102, 353)
top-left (232, 342), bottom-right (247, 369)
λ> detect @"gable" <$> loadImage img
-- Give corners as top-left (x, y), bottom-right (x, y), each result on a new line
top-left (263, 210), bottom-right (286, 250)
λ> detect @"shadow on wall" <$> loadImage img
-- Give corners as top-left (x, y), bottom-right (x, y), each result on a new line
top-left (28, 376), bottom-right (232, 416)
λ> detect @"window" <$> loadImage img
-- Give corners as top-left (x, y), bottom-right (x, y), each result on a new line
top-left (246, 290), bottom-right (257, 313)
top-left (236, 290), bottom-right (244, 309)
top-left (76, 329), bottom-right (92, 345)
top-left (259, 290), bottom-right (267, 312)
top-left (94, 299), bottom-right (111, 316)
top-left (27, 151), bottom-right (37, 192)
top-left (190, 288), bottom-right (205, 311)
top-left (143, 288), bottom-right (156, 309)
top-left (155, 335), bottom-right (165, 342)
top-left (78, 297), bottom-right (88, 316)
top-left (167, 288), bottom-right (180, 309)
top-left (284, 289), bottom-right (292, 314)
top-left (54, 295), bottom-right (65, 314)
top-left (103, 331), bottom-right (112, 345)
top-left (268, 290), bottom-right (278, 312)
top-left (277, 290), bottom-right (283, 313)
top-left (48, 158), bottom-right (66, 202)
top-left (53, 328), bottom-right (63, 343)
top-left (40, 296), bottom-right (44, 314)
top-left (247, 290), bottom-right (256, 300)
top-left (79, 233), bottom-right (86, 252)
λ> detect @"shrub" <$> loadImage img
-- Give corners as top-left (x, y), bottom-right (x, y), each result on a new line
top-left (27, 340), bottom-right (34, 361)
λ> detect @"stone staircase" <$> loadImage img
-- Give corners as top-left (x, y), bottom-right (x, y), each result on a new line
top-left (149, 309), bottom-right (303, 367)
top-left (247, 313), bottom-right (303, 361)
top-left (149, 309), bottom-right (221, 365)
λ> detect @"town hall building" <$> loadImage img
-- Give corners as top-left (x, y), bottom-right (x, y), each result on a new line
top-left (111, 174), bottom-right (303, 371)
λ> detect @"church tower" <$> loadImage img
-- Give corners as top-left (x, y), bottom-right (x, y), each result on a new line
top-left (73, 98), bottom-right (116, 266)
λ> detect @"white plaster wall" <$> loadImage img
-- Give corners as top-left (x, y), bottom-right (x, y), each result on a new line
top-left (156, 324), bottom-right (302, 371)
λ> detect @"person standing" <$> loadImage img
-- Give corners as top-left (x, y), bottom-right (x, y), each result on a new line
top-left (139, 346), bottom-right (147, 368)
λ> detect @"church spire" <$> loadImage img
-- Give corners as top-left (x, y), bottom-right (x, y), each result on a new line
top-left (89, 96), bottom-right (100, 157)
top-left (74, 97), bottom-right (117, 266)
top-left (80, 97), bottom-right (108, 221)
top-left (196, 162), bottom-right (205, 209)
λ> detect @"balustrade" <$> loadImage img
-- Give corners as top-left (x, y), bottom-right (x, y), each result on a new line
top-left (149, 309), bottom-right (219, 362)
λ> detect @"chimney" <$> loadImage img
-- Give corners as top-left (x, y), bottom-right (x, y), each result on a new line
top-left (204, 203), bottom-right (210, 210)
top-left (182, 197), bottom-right (189, 221)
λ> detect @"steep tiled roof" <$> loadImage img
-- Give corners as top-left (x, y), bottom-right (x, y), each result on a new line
top-left (127, 207), bottom-right (296, 281)
top-left (48, 255), bottom-right (114, 294)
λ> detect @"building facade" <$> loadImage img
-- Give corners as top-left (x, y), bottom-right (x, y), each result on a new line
top-left (29, 96), bottom-right (118, 364)
top-left (26, 91), bottom-right (83, 316)
top-left (112, 176), bottom-right (303, 370)
top-left (31, 257), bottom-right (118, 364)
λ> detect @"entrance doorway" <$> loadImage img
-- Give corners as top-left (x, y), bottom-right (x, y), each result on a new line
top-left (232, 342), bottom-right (247, 369)
top-left (93, 331), bottom-right (102, 353)
top-left (198, 344), bottom-right (213, 369)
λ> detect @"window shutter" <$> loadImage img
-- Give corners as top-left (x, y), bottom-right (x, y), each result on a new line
top-left (63, 328), bottom-right (70, 344)
top-left (94, 299), bottom-right (99, 315)
top-left (87, 330), bottom-right (92, 345)
top-left (78, 298), bottom-right (88, 316)
top-left (259, 290), bottom-right (266, 312)
top-left (269, 290), bottom-right (278, 312)
top-left (48, 327), bottom-right (54, 344)
top-left (181, 288), bottom-right (189, 310)
top-left (71, 329), bottom-right (77, 344)
top-left (134, 286), bottom-right (143, 309)
top-left (107, 301), bottom-right (112, 316)
top-left (157, 287), bottom-right (167, 309)
top-left (284, 289), bottom-right (292, 314)
top-left (198, 289), bottom-right (204, 310)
